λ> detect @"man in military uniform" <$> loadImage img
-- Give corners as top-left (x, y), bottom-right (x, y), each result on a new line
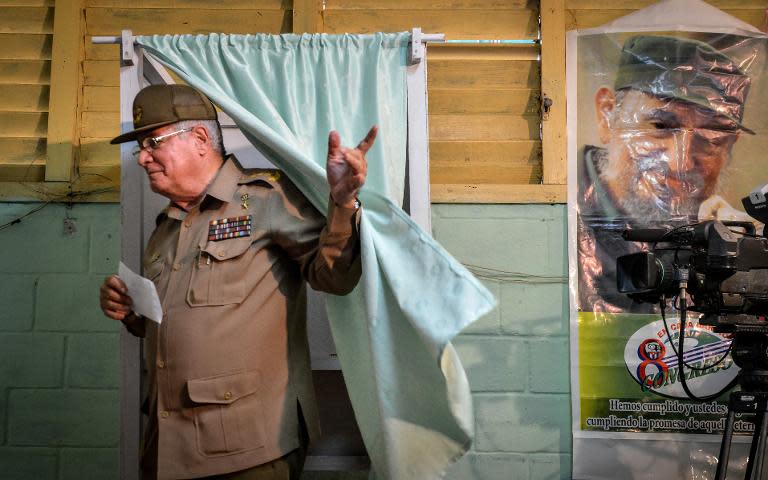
top-left (99, 84), bottom-right (374, 479)
top-left (578, 35), bottom-right (755, 312)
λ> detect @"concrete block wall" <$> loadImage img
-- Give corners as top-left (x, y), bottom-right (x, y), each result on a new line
top-left (0, 201), bottom-right (570, 479)
top-left (0, 202), bottom-right (121, 480)
top-left (434, 204), bottom-right (572, 480)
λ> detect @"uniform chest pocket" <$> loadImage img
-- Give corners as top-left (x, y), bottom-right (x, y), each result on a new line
top-left (187, 236), bottom-right (252, 307)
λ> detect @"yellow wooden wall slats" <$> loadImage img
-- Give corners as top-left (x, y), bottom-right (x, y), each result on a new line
top-left (428, 59), bottom-right (540, 89)
top-left (292, 0), bottom-right (321, 33)
top-left (0, 33), bottom-right (51, 59)
top-left (84, 42), bottom-right (116, 60)
top-left (567, 9), bottom-right (768, 30)
top-left (0, 84), bottom-right (50, 111)
top-left (0, 138), bottom-right (46, 163)
top-left (80, 141), bottom-right (118, 166)
top-left (46, 0), bottom-right (84, 181)
top-left (427, 50), bottom-right (540, 185)
top-left (427, 44), bottom-right (541, 186)
top-left (5, 1), bottom-right (767, 202)
top-left (541, 0), bottom-right (567, 185)
top-left (431, 184), bottom-right (566, 203)
top-left (430, 141), bottom-right (541, 167)
top-left (0, 3), bottom-right (52, 186)
top-left (0, 163), bottom-right (46, 182)
top-left (0, 112), bottom-right (48, 137)
top-left (83, 85), bottom-right (118, 111)
top-left (430, 165), bottom-right (541, 185)
top-left (81, 111), bottom-right (118, 139)
top-left (0, 6), bottom-right (53, 33)
top-left (326, 0), bottom-right (531, 9)
top-left (86, 0), bottom-right (286, 8)
top-left (319, 1), bottom-right (543, 195)
top-left (429, 89), bottom-right (538, 115)
top-left (428, 44), bottom-right (540, 61)
top-left (322, 10), bottom-right (538, 40)
top-left (430, 114), bottom-right (538, 142)
top-left (85, 7), bottom-right (291, 36)
top-left (77, 163), bottom-right (119, 184)
top-left (0, 0), bottom-right (53, 5)
top-left (82, 60), bottom-right (117, 86)
top-left (430, 140), bottom-right (542, 184)
top-left (0, 138), bottom-right (46, 182)
top-left (0, 59), bottom-right (51, 83)
top-left (79, 140), bottom-right (119, 183)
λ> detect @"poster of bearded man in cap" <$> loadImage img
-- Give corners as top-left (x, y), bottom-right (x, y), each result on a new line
top-left (574, 33), bottom-right (767, 315)
top-left (569, 29), bottom-right (768, 440)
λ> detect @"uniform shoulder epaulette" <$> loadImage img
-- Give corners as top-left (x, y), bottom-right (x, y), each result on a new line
top-left (237, 168), bottom-right (282, 187)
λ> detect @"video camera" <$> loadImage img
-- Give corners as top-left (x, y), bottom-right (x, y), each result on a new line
top-left (616, 186), bottom-right (768, 331)
top-left (616, 186), bottom-right (768, 478)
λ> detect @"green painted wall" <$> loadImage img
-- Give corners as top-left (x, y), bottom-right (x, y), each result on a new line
top-left (0, 202), bottom-right (120, 480)
top-left (434, 204), bottom-right (571, 480)
top-left (0, 201), bottom-right (571, 480)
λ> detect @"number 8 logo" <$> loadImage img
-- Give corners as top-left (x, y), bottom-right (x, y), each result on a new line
top-left (637, 339), bottom-right (668, 388)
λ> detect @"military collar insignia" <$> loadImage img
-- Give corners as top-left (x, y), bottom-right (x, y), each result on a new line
top-left (238, 169), bottom-right (281, 186)
top-left (208, 215), bottom-right (252, 241)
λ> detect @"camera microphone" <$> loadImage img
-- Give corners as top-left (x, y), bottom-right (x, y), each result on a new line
top-left (742, 183), bottom-right (768, 229)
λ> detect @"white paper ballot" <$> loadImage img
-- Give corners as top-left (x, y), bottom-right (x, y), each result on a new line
top-left (118, 261), bottom-right (163, 324)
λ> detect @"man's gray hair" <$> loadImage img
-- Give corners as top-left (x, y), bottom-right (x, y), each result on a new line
top-left (176, 119), bottom-right (225, 156)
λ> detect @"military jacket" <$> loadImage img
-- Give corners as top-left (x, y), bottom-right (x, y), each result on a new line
top-left (124, 156), bottom-right (361, 479)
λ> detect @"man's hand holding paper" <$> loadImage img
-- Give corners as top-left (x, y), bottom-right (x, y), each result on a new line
top-left (99, 263), bottom-right (163, 324)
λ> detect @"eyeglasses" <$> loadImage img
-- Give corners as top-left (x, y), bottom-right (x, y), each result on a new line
top-left (137, 127), bottom-right (192, 152)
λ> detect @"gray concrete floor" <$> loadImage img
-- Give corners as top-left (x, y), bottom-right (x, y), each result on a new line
top-left (300, 472), bottom-right (369, 480)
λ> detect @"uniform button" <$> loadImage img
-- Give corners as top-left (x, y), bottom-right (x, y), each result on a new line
top-left (184, 221), bottom-right (191, 228)
top-left (223, 391), bottom-right (232, 401)
top-left (160, 411), bottom-right (170, 419)
top-left (217, 252), bottom-right (225, 258)
top-left (157, 360), bottom-right (165, 369)
top-left (172, 263), bottom-right (180, 271)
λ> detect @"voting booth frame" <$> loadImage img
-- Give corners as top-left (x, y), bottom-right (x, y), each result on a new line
top-left (92, 29), bottom-right (439, 480)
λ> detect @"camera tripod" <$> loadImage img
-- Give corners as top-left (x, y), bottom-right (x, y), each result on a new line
top-left (714, 330), bottom-right (768, 480)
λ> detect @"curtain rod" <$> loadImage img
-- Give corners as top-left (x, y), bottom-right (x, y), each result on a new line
top-left (91, 30), bottom-right (445, 45)
top-left (92, 28), bottom-right (444, 66)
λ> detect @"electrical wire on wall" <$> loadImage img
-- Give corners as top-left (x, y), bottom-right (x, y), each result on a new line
top-left (0, 201), bottom-right (52, 232)
top-left (0, 179), bottom-right (117, 233)
top-left (0, 141), bottom-right (120, 233)
top-left (463, 264), bottom-right (567, 284)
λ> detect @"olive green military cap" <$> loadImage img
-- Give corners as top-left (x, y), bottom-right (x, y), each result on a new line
top-left (110, 84), bottom-right (218, 144)
top-left (615, 35), bottom-right (753, 134)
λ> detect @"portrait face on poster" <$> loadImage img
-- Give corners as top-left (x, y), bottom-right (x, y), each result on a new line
top-left (574, 32), bottom-right (768, 314)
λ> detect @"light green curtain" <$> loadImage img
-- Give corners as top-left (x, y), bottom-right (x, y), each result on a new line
top-left (137, 33), bottom-right (496, 479)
